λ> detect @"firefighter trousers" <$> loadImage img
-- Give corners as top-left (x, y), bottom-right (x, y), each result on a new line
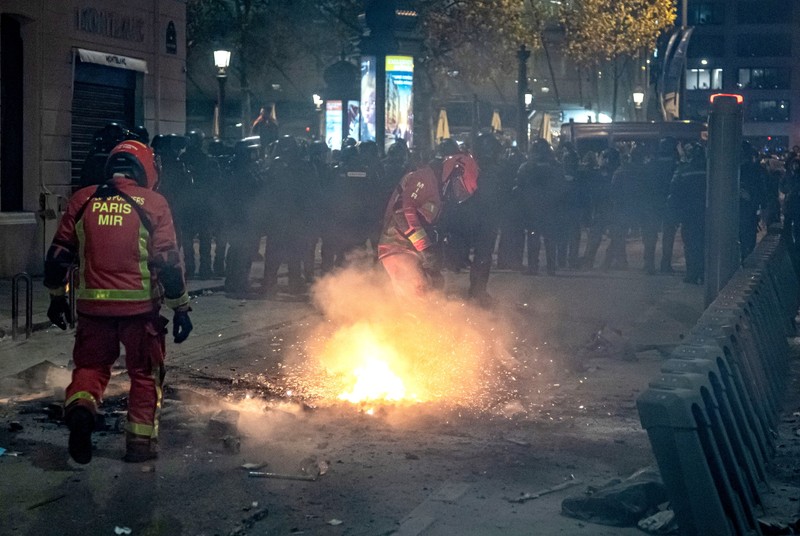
top-left (65, 312), bottom-right (167, 440)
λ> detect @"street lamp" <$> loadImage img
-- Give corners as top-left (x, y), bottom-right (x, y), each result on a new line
top-left (213, 49), bottom-right (231, 139)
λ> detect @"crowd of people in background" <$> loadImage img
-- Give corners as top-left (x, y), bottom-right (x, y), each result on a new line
top-left (79, 118), bottom-right (800, 305)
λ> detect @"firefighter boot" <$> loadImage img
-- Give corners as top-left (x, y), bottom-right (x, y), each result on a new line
top-left (66, 406), bottom-right (94, 464)
top-left (124, 434), bottom-right (158, 463)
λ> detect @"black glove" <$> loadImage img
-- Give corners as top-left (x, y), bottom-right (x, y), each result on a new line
top-left (420, 247), bottom-right (442, 273)
top-left (47, 295), bottom-right (72, 330)
top-left (172, 308), bottom-right (193, 344)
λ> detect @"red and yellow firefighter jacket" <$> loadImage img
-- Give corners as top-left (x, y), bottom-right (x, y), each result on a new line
top-left (45, 176), bottom-right (189, 316)
top-left (377, 164), bottom-right (443, 259)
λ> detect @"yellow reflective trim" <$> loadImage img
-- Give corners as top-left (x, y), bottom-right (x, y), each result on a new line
top-left (76, 216), bottom-right (156, 302)
top-left (138, 221), bottom-right (152, 295)
top-left (65, 391), bottom-right (97, 408)
top-left (76, 220), bottom-right (87, 292)
top-left (125, 421), bottom-right (155, 437)
top-left (408, 229), bottom-right (427, 244)
top-left (77, 288), bottom-right (153, 300)
top-left (165, 292), bottom-right (190, 310)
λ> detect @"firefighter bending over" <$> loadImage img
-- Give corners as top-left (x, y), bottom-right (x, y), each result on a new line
top-left (44, 140), bottom-right (193, 464)
top-left (378, 152), bottom-right (479, 300)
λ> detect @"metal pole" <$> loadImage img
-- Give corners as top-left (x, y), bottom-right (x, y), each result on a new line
top-left (217, 75), bottom-right (227, 140)
top-left (704, 95), bottom-right (743, 307)
top-left (376, 53), bottom-right (386, 153)
top-left (517, 44), bottom-right (531, 153)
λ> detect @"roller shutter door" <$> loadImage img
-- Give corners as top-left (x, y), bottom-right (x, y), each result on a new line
top-left (70, 60), bottom-right (136, 186)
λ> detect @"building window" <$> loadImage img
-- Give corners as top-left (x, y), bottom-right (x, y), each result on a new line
top-left (746, 100), bottom-right (790, 122)
top-left (737, 1), bottom-right (790, 24)
top-left (737, 68), bottom-right (791, 90)
top-left (686, 68), bottom-right (723, 90)
top-left (687, 2), bottom-right (725, 25)
top-left (688, 35), bottom-right (725, 58)
top-left (737, 34), bottom-right (792, 57)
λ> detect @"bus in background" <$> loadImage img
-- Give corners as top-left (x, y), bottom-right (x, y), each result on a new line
top-left (559, 120), bottom-right (708, 155)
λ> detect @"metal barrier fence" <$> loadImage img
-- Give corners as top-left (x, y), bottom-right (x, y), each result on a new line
top-left (637, 231), bottom-right (799, 535)
top-left (11, 272), bottom-right (33, 340)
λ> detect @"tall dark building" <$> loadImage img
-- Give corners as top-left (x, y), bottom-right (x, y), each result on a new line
top-left (681, 0), bottom-right (800, 152)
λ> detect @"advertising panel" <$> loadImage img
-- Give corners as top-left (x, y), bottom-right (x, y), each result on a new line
top-left (347, 100), bottom-right (360, 142)
top-left (385, 55), bottom-right (413, 151)
top-left (325, 100), bottom-right (343, 151)
top-left (360, 56), bottom-right (377, 142)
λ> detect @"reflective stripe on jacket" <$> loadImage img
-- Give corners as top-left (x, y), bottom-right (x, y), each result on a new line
top-left (45, 176), bottom-right (188, 316)
top-left (377, 165), bottom-right (442, 259)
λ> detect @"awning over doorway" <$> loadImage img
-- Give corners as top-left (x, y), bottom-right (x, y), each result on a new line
top-left (76, 48), bottom-right (148, 73)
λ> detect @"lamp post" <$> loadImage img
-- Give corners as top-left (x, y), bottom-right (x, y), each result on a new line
top-left (517, 44), bottom-right (531, 153)
top-left (632, 88), bottom-right (645, 121)
top-left (213, 49), bottom-right (231, 139)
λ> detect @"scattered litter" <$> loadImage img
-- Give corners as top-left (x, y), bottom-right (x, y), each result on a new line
top-left (561, 467), bottom-right (667, 527)
top-left (222, 435), bottom-right (241, 454)
top-left (140, 464), bottom-right (155, 473)
top-left (114, 527), bottom-right (132, 535)
top-left (509, 475), bottom-right (581, 503)
top-left (208, 409), bottom-right (239, 438)
top-left (317, 460), bottom-right (330, 476)
top-left (248, 471), bottom-right (317, 482)
top-left (638, 507), bottom-right (678, 534)
top-left (27, 494), bottom-right (66, 510)
top-left (0, 447), bottom-right (5, 456)
top-left (579, 325), bottom-right (637, 362)
top-left (327, 519), bottom-right (343, 526)
top-left (241, 462), bottom-right (267, 470)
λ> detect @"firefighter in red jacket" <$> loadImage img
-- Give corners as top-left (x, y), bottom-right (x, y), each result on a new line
top-left (44, 140), bottom-right (193, 464)
top-left (378, 152), bottom-right (479, 299)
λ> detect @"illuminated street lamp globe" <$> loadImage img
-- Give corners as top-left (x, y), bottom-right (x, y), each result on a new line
top-left (213, 49), bottom-right (231, 76)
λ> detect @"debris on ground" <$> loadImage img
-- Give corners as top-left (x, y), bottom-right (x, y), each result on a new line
top-left (578, 325), bottom-right (637, 362)
top-left (208, 409), bottom-right (239, 438)
top-left (638, 507), bottom-right (679, 534)
top-left (561, 467), bottom-right (667, 527)
top-left (509, 475), bottom-right (581, 504)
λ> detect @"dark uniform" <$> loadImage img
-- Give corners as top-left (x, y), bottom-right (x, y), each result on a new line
top-left (224, 139), bottom-right (265, 296)
top-left (516, 140), bottom-right (565, 275)
top-left (669, 144), bottom-right (707, 284)
top-left (582, 148), bottom-right (620, 270)
top-left (496, 146), bottom-right (527, 271)
top-left (179, 131), bottom-right (221, 278)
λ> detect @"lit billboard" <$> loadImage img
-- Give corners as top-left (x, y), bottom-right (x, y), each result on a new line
top-left (385, 55), bottom-right (413, 151)
top-left (360, 56), bottom-right (376, 142)
top-left (325, 100), bottom-right (343, 151)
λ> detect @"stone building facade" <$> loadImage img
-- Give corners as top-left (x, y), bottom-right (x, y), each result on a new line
top-left (0, 0), bottom-right (186, 276)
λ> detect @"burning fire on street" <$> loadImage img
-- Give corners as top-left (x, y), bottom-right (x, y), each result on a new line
top-left (275, 263), bottom-right (532, 414)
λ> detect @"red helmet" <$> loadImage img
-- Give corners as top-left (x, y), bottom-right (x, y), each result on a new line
top-left (104, 140), bottom-right (160, 190)
top-left (442, 152), bottom-right (479, 203)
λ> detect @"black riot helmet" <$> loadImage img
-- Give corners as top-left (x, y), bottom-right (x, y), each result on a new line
top-left (529, 138), bottom-right (554, 160)
top-left (437, 138), bottom-right (461, 158)
top-left (272, 135), bottom-right (299, 159)
top-left (473, 132), bottom-right (502, 162)
top-left (186, 130), bottom-right (206, 151)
